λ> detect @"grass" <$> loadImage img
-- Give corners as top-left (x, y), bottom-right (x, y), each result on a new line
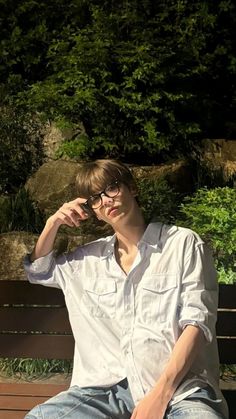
top-left (0, 358), bottom-right (73, 380)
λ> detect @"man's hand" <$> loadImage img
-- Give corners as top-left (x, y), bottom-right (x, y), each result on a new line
top-left (131, 387), bottom-right (169, 419)
top-left (30, 197), bottom-right (89, 261)
top-left (49, 198), bottom-right (89, 229)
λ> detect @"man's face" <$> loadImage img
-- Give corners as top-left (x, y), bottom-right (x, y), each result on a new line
top-left (91, 181), bottom-right (138, 225)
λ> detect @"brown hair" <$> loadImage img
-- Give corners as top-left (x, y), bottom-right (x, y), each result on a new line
top-left (75, 159), bottom-right (137, 198)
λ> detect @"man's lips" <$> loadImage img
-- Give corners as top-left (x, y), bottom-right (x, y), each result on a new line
top-left (107, 207), bottom-right (119, 216)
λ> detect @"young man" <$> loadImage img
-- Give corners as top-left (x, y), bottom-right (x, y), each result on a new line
top-left (24, 159), bottom-right (228, 419)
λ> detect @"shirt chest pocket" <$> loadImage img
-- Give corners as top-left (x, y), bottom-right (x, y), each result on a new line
top-left (82, 278), bottom-right (117, 319)
top-left (140, 274), bottom-right (177, 324)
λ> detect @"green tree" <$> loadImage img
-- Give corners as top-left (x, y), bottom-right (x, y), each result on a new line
top-left (1, 1), bottom-right (235, 161)
top-left (177, 187), bottom-right (236, 283)
top-left (0, 107), bottom-right (43, 193)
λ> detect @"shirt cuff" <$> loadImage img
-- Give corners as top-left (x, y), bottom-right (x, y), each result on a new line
top-left (180, 320), bottom-right (213, 343)
top-left (23, 251), bottom-right (55, 275)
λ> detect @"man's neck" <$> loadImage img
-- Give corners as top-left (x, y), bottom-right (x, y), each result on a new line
top-left (113, 218), bottom-right (146, 274)
top-left (114, 216), bottom-right (147, 252)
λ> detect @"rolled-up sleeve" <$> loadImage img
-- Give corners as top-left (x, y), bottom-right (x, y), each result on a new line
top-left (178, 234), bottom-right (218, 343)
top-left (23, 251), bottom-right (62, 288)
top-left (24, 251), bottom-right (54, 276)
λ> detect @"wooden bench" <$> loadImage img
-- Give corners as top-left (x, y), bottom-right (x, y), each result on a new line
top-left (216, 284), bottom-right (236, 419)
top-left (0, 281), bottom-right (235, 418)
top-left (0, 280), bottom-right (74, 418)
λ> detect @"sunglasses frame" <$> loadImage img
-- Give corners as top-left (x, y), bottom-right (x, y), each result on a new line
top-left (80, 180), bottom-right (120, 214)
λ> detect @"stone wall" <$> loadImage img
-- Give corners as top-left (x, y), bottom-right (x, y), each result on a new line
top-left (0, 138), bottom-right (235, 281)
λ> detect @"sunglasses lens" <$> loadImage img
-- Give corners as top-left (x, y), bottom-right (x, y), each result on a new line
top-left (87, 181), bottom-right (120, 209)
top-left (105, 182), bottom-right (119, 197)
top-left (88, 195), bottom-right (101, 209)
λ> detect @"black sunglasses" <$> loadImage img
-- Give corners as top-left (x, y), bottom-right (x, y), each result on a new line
top-left (80, 180), bottom-right (120, 211)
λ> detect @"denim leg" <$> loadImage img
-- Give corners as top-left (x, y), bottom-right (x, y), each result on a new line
top-left (166, 386), bottom-right (228, 419)
top-left (24, 379), bottom-right (134, 419)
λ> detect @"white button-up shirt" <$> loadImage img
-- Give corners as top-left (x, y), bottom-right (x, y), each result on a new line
top-left (24, 222), bottom-right (225, 409)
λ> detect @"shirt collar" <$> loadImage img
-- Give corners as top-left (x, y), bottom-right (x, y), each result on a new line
top-left (138, 222), bottom-right (163, 249)
top-left (101, 222), bottom-right (165, 259)
top-left (100, 234), bottom-right (117, 259)
top-left (140, 222), bottom-right (179, 250)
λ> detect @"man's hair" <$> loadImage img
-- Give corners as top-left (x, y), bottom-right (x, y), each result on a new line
top-left (75, 159), bottom-right (137, 198)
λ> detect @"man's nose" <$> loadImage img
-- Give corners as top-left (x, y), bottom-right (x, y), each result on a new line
top-left (101, 194), bottom-right (114, 206)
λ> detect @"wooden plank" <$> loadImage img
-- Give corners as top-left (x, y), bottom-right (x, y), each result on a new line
top-left (0, 281), bottom-right (64, 305)
top-left (217, 338), bottom-right (236, 364)
top-left (0, 307), bottom-right (72, 333)
top-left (0, 334), bottom-right (74, 359)
top-left (0, 383), bottom-right (70, 418)
top-left (0, 395), bottom-right (50, 410)
top-left (0, 382), bottom-right (69, 397)
top-left (0, 373), bottom-right (71, 386)
top-left (218, 284), bottom-right (236, 309)
top-left (216, 311), bottom-right (236, 336)
top-left (0, 412), bottom-right (27, 419)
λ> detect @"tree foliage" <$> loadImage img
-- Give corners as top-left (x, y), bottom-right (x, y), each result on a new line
top-left (0, 107), bottom-right (44, 193)
top-left (0, 0), bottom-right (235, 161)
top-left (177, 187), bottom-right (236, 283)
top-left (137, 177), bottom-right (180, 224)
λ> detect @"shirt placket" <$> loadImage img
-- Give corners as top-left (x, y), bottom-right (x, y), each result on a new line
top-left (121, 249), bottom-right (145, 403)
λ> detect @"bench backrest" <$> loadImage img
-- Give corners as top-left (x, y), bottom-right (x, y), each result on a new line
top-left (0, 280), bottom-right (74, 359)
top-left (0, 281), bottom-right (235, 363)
top-left (216, 284), bottom-right (236, 364)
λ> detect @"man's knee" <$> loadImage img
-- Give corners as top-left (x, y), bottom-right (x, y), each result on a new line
top-left (24, 406), bottom-right (42, 419)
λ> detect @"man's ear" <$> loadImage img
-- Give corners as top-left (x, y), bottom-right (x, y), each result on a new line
top-left (129, 183), bottom-right (138, 197)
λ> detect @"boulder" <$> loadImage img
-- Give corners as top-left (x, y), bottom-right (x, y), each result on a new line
top-left (0, 231), bottom-right (96, 281)
top-left (0, 232), bottom-right (38, 280)
top-left (202, 139), bottom-right (236, 181)
top-left (25, 160), bottom-right (82, 215)
top-left (42, 121), bottom-right (65, 161)
top-left (43, 121), bottom-right (87, 161)
top-left (132, 159), bottom-right (193, 193)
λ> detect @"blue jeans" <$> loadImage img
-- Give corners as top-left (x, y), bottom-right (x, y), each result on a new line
top-left (25, 380), bottom-right (227, 419)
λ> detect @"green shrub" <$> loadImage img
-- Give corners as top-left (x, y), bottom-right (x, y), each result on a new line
top-left (55, 134), bottom-right (93, 160)
top-left (0, 188), bottom-right (45, 233)
top-left (137, 177), bottom-right (180, 224)
top-left (177, 187), bottom-right (236, 283)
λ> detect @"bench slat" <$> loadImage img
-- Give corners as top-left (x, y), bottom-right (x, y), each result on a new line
top-left (0, 307), bottom-right (72, 333)
top-left (0, 334), bottom-right (74, 359)
top-left (0, 395), bottom-right (51, 410)
top-left (0, 411), bottom-right (28, 419)
top-left (0, 382), bottom-right (69, 397)
top-left (0, 281), bottom-right (64, 305)
top-left (218, 284), bottom-right (236, 309)
top-left (217, 338), bottom-right (236, 364)
top-left (216, 311), bottom-right (236, 336)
